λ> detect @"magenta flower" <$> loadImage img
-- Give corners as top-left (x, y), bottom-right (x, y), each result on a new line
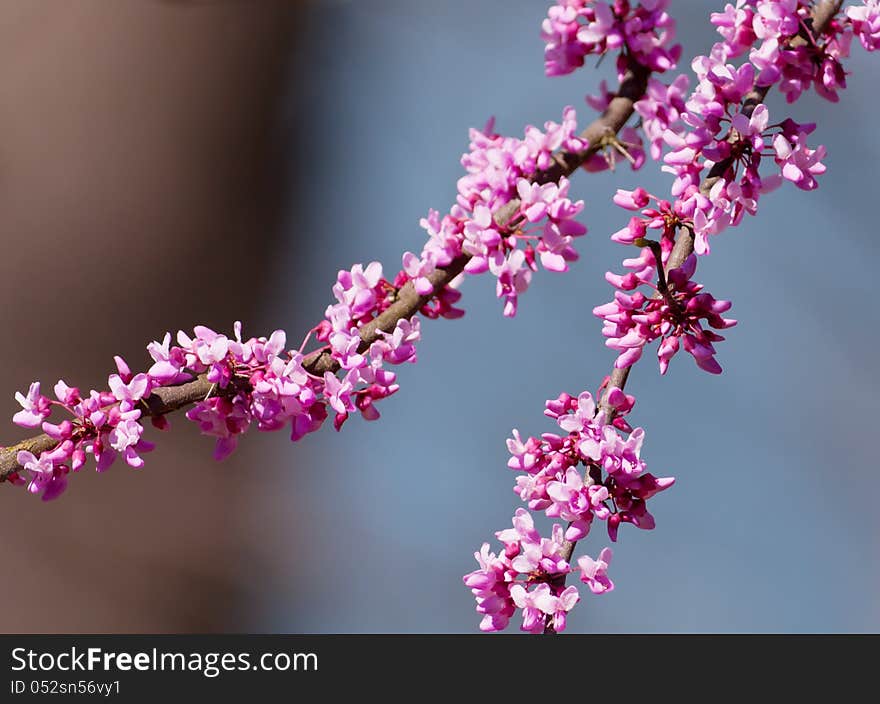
top-left (16, 449), bottom-right (68, 501)
top-left (53, 380), bottom-right (81, 406)
top-left (773, 132), bottom-right (827, 191)
top-left (107, 412), bottom-right (151, 469)
top-left (332, 262), bottom-right (384, 319)
top-left (490, 250), bottom-right (532, 318)
top-left (510, 583), bottom-right (580, 634)
top-left (323, 372), bottom-right (354, 425)
top-left (108, 372), bottom-right (151, 408)
top-left (329, 332), bottom-right (365, 371)
top-left (375, 317), bottom-right (421, 366)
top-left (578, 548), bottom-right (615, 594)
top-left (710, 1), bottom-right (756, 55)
top-left (636, 75), bottom-right (690, 159)
top-left (402, 251), bottom-right (437, 296)
top-left (147, 333), bottom-right (187, 383)
top-left (462, 203), bottom-right (501, 251)
top-left (13, 382), bottom-right (51, 428)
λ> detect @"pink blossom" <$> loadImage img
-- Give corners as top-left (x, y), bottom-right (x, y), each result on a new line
top-left (332, 262), bottom-right (384, 319)
top-left (596, 252), bottom-right (737, 374)
top-left (147, 333), bottom-right (189, 383)
top-left (461, 205), bottom-right (501, 260)
top-left (510, 583), bottom-right (580, 634)
top-left (463, 543), bottom-right (516, 632)
top-left (108, 373), bottom-right (150, 408)
top-left (635, 75), bottom-right (690, 160)
top-left (107, 414), bottom-right (151, 468)
top-left (773, 132), bottom-right (827, 191)
top-left (710, 1), bottom-right (757, 55)
top-left (490, 250), bottom-right (532, 318)
top-left (54, 380), bottom-right (81, 406)
top-left (401, 251), bottom-right (436, 296)
top-left (578, 548), bottom-right (615, 594)
top-left (16, 449), bottom-right (68, 501)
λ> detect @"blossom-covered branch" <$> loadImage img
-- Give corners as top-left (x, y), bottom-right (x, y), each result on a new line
top-left (0, 37), bottom-right (662, 493)
top-left (464, 0), bottom-right (864, 634)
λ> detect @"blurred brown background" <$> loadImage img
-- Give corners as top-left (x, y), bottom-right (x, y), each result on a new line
top-left (0, 0), bottom-right (302, 632)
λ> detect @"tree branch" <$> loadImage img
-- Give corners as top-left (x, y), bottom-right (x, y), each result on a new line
top-left (545, 0), bottom-right (843, 633)
top-left (0, 61), bottom-right (652, 482)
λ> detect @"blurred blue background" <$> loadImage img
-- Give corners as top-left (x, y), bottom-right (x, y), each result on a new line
top-left (250, 0), bottom-right (880, 632)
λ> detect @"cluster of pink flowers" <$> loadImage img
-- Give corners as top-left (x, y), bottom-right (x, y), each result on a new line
top-left (597, 192), bottom-right (737, 373)
top-left (593, 0), bottom-right (875, 376)
top-left (464, 389), bottom-right (673, 632)
top-left (406, 2), bottom-right (683, 320)
top-left (11, 372), bottom-right (158, 501)
top-left (633, 2), bottom-right (843, 252)
top-left (470, 0), bottom-right (880, 633)
top-left (709, 0), bottom-right (851, 100)
top-left (464, 513), bottom-right (589, 633)
top-left (634, 73), bottom-right (690, 161)
top-left (635, 0), bottom-right (861, 251)
top-left (8, 261), bottom-right (428, 499)
top-left (8, 107), bottom-right (608, 497)
top-left (541, 0), bottom-right (682, 76)
top-left (406, 112), bottom-right (590, 317)
top-left (847, 0), bottom-right (880, 50)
